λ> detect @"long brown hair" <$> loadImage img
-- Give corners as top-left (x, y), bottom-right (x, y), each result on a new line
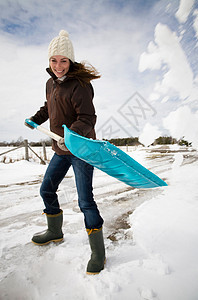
top-left (67, 61), bottom-right (101, 85)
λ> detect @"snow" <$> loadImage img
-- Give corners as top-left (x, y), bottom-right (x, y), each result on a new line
top-left (163, 106), bottom-right (198, 148)
top-left (0, 161), bottom-right (46, 185)
top-left (139, 123), bottom-right (161, 147)
top-left (0, 145), bottom-right (198, 299)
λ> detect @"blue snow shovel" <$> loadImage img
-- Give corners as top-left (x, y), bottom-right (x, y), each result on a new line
top-left (25, 119), bottom-right (168, 189)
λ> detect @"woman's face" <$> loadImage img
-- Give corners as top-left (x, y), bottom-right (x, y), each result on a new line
top-left (49, 55), bottom-right (70, 78)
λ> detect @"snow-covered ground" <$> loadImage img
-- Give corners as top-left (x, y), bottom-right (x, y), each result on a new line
top-left (0, 145), bottom-right (198, 300)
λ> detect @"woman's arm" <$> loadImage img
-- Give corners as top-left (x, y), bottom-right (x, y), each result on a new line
top-left (70, 83), bottom-right (96, 136)
top-left (30, 101), bottom-right (49, 125)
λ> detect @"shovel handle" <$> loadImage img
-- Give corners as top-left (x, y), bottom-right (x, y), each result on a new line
top-left (25, 119), bottom-right (61, 142)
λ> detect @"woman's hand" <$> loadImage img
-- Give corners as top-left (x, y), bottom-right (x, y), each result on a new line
top-left (57, 137), bottom-right (68, 151)
top-left (24, 117), bottom-right (35, 130)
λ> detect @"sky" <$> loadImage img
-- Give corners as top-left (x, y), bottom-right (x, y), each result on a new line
top-left (0, 0), bottom-right (198, 146)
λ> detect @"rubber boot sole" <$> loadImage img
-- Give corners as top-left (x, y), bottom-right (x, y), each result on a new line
top-left (31, 237), bottom-right (64, 246)
top-left (86, 259), bottom-right (106, 275)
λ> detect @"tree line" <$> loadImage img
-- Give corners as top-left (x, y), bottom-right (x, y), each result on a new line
top-left (0, 137), bottom-right (52, 147)
top-left (104, 136), bottom-right (191, 146)
top-left (0, 136), bottom-right (191, 147)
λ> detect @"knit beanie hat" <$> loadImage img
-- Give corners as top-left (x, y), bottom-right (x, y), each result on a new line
top-left (48, 30), bottom-right (75, 62)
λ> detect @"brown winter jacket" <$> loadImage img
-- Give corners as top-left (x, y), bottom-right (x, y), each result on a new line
top-left (31, 68), bottom-right (97, 155)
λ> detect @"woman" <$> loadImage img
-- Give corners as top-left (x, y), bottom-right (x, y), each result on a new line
top-left (25, 30), bottom-right (105, 275)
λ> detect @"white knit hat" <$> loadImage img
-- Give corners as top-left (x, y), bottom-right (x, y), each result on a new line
top-left (48, 30), bottom-right (75, 62)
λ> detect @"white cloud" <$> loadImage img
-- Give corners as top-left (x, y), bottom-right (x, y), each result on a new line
top-left (139, 23), bottom-right (194, 101)
top-left (148, 92), bottom-right (161, 102)
top-left (139, 123), bottom-right (161, 146)
top-left (193, 9), bottom-right (198, 40)
top-left (175, 0), bottom-right (195, 23)
top-left (0, 34), bottom-right (49, 141)
top-left (138, 41), bottom-right (162, 71)
top-left (163, 106), bottom-right (198, 147)
top-left (161, 96), bottom-right (169, 103)
top-left (137, 0), bottom-right (198, 145)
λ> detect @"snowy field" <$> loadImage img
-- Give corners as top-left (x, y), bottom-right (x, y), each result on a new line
top-left (0, 145), bottom-right (198, 300)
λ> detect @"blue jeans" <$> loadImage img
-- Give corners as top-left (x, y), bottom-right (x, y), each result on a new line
top-left (40, 153), bottom-right (103, 229)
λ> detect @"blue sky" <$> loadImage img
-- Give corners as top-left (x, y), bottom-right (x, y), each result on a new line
top-left (0, 0), bottom-right (198, 145)
top-left (0, 0), bottom-right (179, 44)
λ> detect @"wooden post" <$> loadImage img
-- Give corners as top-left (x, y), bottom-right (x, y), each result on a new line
top-left (28, 145), bottom-right (46, 165)
top-left (42, 142), bottom-right (47, 160)
top-left (24, 139), bottom-right (29, 161)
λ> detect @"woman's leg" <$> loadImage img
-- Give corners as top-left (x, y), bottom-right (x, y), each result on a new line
top-left (40, 153), bottom-right (71, 214)
top-left (71, 156), bottom-right (105, 274)
top-left (71, 156), bottom-right (104, 229)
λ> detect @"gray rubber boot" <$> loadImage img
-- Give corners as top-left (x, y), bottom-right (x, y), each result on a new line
top-left (32, 210), bottom-right (63, 245)
top-left (86, 228), bottom-right (106, 275)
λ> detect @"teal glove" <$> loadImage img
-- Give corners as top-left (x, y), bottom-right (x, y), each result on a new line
top-left (24, 117), bottom-right (35, 130)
